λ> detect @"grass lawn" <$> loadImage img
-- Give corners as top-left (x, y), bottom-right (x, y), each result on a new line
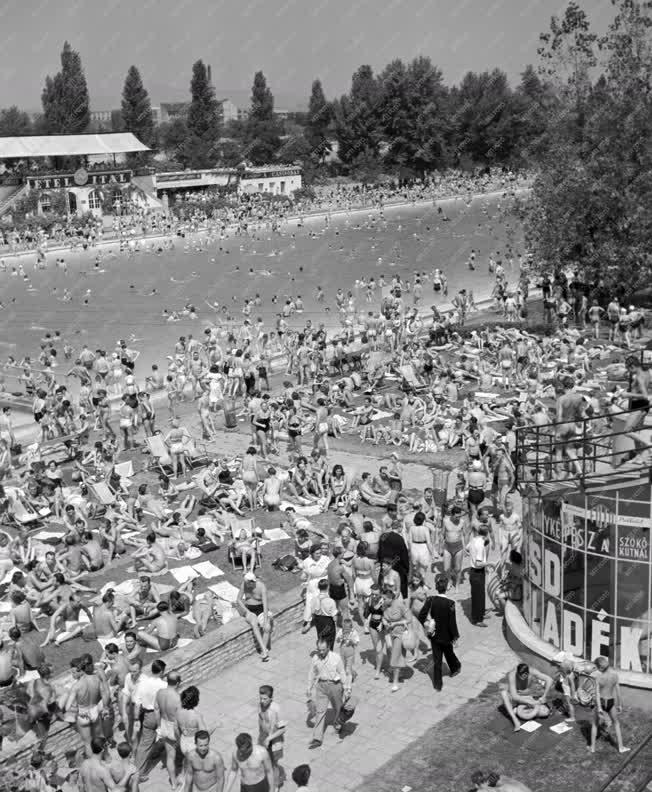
top-left (355, 678), bottom-right (652, 792)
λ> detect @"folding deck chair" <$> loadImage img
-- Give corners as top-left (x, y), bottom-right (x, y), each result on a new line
top-left (145, 434), bottom-right (174, 474)
top-left (4, 487), bottom-right (48, 529)
top-left (87, 480), bottom-right (118, 508)
top-left (398, 364), bottom-right (427, 392)
top-left (227, 517), bottom-right (262, 571)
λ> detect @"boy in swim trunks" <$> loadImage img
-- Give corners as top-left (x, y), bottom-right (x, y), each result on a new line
top-left (590, 657), bottom-right (630, 754)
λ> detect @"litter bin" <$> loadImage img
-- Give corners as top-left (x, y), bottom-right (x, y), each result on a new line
top-left (432, 467), bottom-right (450, 508)
top-left (224, 399), bottom-right (238, 429)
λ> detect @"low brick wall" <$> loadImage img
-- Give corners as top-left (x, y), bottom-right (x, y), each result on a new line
top-left (0, 590), bottom-right (303, 779)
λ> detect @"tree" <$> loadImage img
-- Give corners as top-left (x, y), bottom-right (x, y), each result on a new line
top-left (121, 66), bottom-right (154, 163)
top-left (304, 79), bottom-right (331, 161)
top-left (379, 56), bottom-right (449, 177)
top-left (244, 71), bottom-right (281, 164)
top-left (537, 0), bottom-right (597, 146)
top-left (111, 110), bottom-right (124, 132)
top-left (41, 41), bottom-right (90, 134)
top-left (449, 69), bottom-right (518, 165)
top-left (0, 106), bottom-right (32, 136)
top-left (185, 60), bottom-right (220, 168)
top-left (158, 118), bottom-right (190, 165)
top-left (333, 65), bottom-right (382, 168)
top-left (218, 139), bottom-right (245, 168)
top-left (523, 0), bottom-right (652, 295)
top-left (512, 64), bottom-right (557, 162)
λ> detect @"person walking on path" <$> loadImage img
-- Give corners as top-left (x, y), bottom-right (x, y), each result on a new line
top-left (155, 670), bottom-right (182, 788)
top-left (133, 659), bottom-right (167, 778)
top-left (467, 526), bottom-right (489, 626)
top-left (225, 732), bottom-right (274, 792)
top-left (306, 638), bottom-right (351, 748)
top-left (418, 575), bottom-right (461, 691)
top-left (185, 729), bottom-right (225, 792)
top-left (378, 521), bottom-right (410, 599)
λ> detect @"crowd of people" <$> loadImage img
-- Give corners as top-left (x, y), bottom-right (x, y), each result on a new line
top-left (0, 168), bottom-right (527, 256)
top-left (0, 168), bottom-right (645, 792)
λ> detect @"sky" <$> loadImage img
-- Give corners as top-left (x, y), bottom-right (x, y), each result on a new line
top-left (0, 0), bottom-right (617, 112)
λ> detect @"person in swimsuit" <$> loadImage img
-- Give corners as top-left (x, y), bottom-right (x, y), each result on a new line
top-left (108, 742), bottom-right (139, 792)
top-left (176, 685), bottom-right (207, 759)
top-left (186, 730), bottom-right (226, 792)
top-left (257, 685), bottom-right (286, 791)
top-left (351, 542), bottom-right (374, 623)
top-left (236, 573), bottom-right (271, 662)
top-left (253, 402), bottom-right (271, 458)
top-left (327, 546), bottom-right (353, 621)
top-left (40, 589), bottom-right (94, 647)
top-left (165, 418), bottom-right (191, 479)
top-left (499, 663), bottom-right (554, 731)
top-left (624, 360), bottom-right (650, 433)
top-left (407, 511), bottom-right (433, 580)
top-left (225, 732), bottom-right (274, 792)
top-left (555, 378), bottom-right (588, 477)
top-left (466, 460), bottom-right (487, 519)
top-left (241, 447), bottom-right (259, 511)
top-left (590, 656), bottom-right (630, 754)
top-left (156, 671), bottom-right (182, 787)
top-left (78, 736), bottom-right (116, 792)
top-left (136, 601), bottom-right (179, 652)
top-left (66, 655), bottom-right (110, 756)
top-left (440, 506), bottom-right (467, 590)
top-left (472, 770), bottom-right (534, 792)
top-left (133, 533), bottom-right (167, 575)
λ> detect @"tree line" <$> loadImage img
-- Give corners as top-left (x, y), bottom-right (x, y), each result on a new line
top-left (0, 40), bottom-right (554, 176)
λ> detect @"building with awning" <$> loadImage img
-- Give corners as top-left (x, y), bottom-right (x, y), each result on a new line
top-left (0, 132), bottom-right (148, 160)
top-left (0, 133), bottom-right (155, 218)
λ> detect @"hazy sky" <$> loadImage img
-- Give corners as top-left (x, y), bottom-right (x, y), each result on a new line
top-left (0, 0), bottom-right (616, 111)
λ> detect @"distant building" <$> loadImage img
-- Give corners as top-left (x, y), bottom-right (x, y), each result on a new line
top-left (159, 102), bottom-right (189, 123)
top-left (151, 99), bottom-right (245, 127)
top-left (90, 110), bottom-right (113, 125)
top-left (238, 165), bottom-right (302, 196)
top-left (0, 133), bottom-right (155, 219)
top-left (218, 99), bottom-right (239, 124)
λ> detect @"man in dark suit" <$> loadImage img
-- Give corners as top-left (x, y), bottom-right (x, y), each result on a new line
top-left (378, 520), bottom-right (410, 598)
top-left (418, 575), bottom-right (461, 691)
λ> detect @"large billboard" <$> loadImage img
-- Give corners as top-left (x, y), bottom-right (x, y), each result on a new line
top-left (522, 482), bottom-right (652, 674)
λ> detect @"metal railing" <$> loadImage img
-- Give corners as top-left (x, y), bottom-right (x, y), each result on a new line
top-left (515, 405), bottom-right (652, 489)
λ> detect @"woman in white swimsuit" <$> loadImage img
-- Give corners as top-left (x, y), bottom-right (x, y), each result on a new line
top-left (176, 685), bottom-right (207, 759)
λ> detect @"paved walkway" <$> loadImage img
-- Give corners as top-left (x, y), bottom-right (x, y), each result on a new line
top-left (140, 584), bottom-right (519, 792)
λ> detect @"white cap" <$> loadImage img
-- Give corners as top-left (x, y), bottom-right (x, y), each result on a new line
top-left (244, 572), bottom-right (256, 582)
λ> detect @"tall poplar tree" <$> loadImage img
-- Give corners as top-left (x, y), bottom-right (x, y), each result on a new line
top-left (41, 42), bottom-right (90, 134)
top-left (244, 71), bottom-right (281, 165)
top-left (120, 65), bottom-right (154, 161)
top-left (304, 79), bottom-right (331, 161)
top-left (185, 59), bottom-right (220, 168)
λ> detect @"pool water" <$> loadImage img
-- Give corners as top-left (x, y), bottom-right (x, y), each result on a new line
top-left (0, 191), bottom-right (523, 375)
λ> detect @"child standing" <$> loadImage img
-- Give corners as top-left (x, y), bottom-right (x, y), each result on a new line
top-left (590, 657), bottom-right (630, 754)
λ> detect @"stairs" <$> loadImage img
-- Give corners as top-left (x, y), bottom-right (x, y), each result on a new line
top-left (0, 183), bottom-right (29, 217)
top-left (130, 174), bottom-right (163, 209)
